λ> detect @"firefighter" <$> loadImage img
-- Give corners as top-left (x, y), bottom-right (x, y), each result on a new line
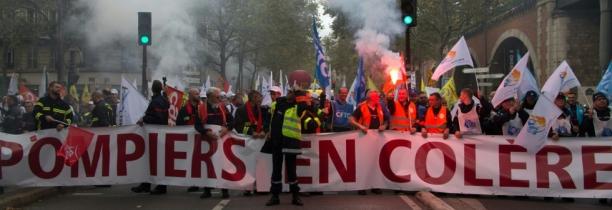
top-left (420, 93), bottom-right (452, 139)
top-left (388, 88), bottom-right (417, 133)
top-left (261, 89), bottom-right (304, 206)
top-left (33, 81), bottom-right (73, 131)
top-left (131, 80), bottom-right (170, 195)
top-left (90, 91), bottom-right (114, 128)
top-left (194, 87), bottom-right (233, 199)
top-left (234, 90), bottom-right (268, 137)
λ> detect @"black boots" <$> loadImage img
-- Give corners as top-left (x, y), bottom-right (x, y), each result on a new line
top-left (150, 185), bottom-right (167, 195)
top-left (264, 193), bottom-right (303, 206)
top-left (291, 192), bottom-right (304, 206)
top-left (200, 188), bottom-right (212, 198)
top-left (131, 183), bottom-right (151, 193)
top-left (265, 194), bottom-right (280, 206)
top-left (221, 189), bottom-right (230, 199)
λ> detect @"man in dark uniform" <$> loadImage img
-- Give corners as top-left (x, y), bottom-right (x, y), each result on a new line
top-left (90, 91), bottom-right (114, 128)
top-left (261, 89), bottom-right (304, 206)
top-left (131, 80), bottom-right (169, 195)
top-left (234, 90), bottom-right (268, 137)
top-left (194, 87), bottom-right (233, 199)
top-left (33, 81), bottom-right (73, 131)
top-left (2, 95), bottom-right (23, 134)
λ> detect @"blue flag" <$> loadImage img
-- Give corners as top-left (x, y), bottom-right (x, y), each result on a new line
top-left (312, 17), bottom-right (329, 89)
top-left (355, 57), bottom-right (366, 103)
top-left (596, 61), bottom-right (612, 101)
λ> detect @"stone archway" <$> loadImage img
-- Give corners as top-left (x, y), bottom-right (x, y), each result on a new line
top-left (489, 29), bottom-right (538, 78)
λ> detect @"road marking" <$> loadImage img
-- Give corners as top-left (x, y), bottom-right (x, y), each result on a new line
top-left (458, 198), bottom-right (487, 210)
top-left (72, 192), bottom-right (104, 196)
top-left (212, 199), bottom-right (230, 210)
top-left (399, 195), bottom-right (422, 210)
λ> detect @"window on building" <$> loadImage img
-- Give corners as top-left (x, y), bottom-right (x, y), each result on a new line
top-left (5, 48), bottom-right (15, 68)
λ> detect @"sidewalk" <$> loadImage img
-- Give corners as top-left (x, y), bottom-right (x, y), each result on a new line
top-left (0, 187), bottom-right (62, 209)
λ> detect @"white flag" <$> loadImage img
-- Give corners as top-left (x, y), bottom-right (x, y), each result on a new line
top-left (540, 61), bottom-right (581, 101)
top-left (38, 67), bottom-right (48, 98)
top-left (283, 75), bottom-right (289, 97)
top-left (431, 36), bottom-right (474, 81)
top-left (118, 76), bottom-right (149, 126)
top-left (518, 66), bottom-right (539, 101)
top-left (515, 96), bottom-right (562, 152)
top-left (279, 70), bottom-right (284, 96)
top-left (254, 74), bottom-right (260, 92)
top-left (8, 73), bottom-right (18, 95)
top-left (347, 76), bottom-right (357, 106)
top-left (261, 75), bottom-right (271, 106)
top-left (491, 52), bottom-right (531, 108)
top-left (203, 75), bottom-right (211, 93)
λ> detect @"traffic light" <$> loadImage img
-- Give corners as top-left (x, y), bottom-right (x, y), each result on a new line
top-left (138, 12), bottom-right (152, 46)
top-left (401, 0), bottom-right (417, 27)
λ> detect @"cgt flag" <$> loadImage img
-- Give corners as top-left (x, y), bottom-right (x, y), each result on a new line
top-left (166, 86), bottom-right (184, 126)
top-left (431, 36), bottom-right (474, 81)
top-left (58, 126), bottom-right (95, 166)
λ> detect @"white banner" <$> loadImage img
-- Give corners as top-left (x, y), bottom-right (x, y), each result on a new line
top-left (1, 128), bottom-right (611, 198)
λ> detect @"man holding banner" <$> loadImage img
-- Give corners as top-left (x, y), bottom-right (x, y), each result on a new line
top-left (131, 80), bottom-right (169, 195)
top-left (421, 93), bottom-right (452, 139)
top-left (195, 87), bottom-right (233, 199)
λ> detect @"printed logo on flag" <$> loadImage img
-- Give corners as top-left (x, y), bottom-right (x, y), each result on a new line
top-left (527, 115), bottom-right (547, 135)
top-left (560, 71), bottom-right (567, 79)
top-left (447, 51), bottom-right (457, 58)
top-left (503, 69), bottom-right (521, 87)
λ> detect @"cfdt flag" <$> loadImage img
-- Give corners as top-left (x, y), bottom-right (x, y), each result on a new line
top-left (540, 61), bottom-right (581, 101)
top-left (312, 17), bottom-right (329, 89)
top-left (596, 61), bottom-right (612, 101)
top-left (166, 86), bottom-right (184, 126)
top-left (354, 57), bottom-right (366, 103)
top-left (491, 52), bottom-right (531, 108)
top-left (58, 126), bottom-right (95, 166)
top-left (431, 36), bottom-right (473, 81)
top-left (515, 96), bottom-right (562, 153)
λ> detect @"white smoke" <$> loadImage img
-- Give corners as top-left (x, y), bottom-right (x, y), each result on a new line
top-left (72, 0), bottom-right (204, 89)
top-left (326, 0), bottom-right (404, 73)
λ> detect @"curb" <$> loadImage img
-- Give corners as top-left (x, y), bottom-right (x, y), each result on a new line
top-left (0, 187), bottom-right (60, 209)
top-left (415, 191), bottom-right (455, 210)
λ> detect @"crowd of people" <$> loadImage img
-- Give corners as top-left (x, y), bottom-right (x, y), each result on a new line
top-left (1, 79), bottom-right (611, 206)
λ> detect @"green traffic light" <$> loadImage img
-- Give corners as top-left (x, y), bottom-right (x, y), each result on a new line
top-left (403, 16), bottom-right (414, 25)
top-left (140, 35), bottom-right (150, 44)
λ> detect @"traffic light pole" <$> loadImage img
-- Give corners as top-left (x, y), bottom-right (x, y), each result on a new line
top-left (405, 27), bottom-right (415, 90)
top-left (142, 45), bottom-right (147, 97)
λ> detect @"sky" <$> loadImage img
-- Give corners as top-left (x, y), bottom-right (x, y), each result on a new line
top-left (318, 0), bottom-right (334, 38)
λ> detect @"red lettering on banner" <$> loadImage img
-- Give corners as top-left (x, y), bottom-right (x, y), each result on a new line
top-left (165, 133), bottom-right (187, 177)
top-left (296, 141), bottom-right (312, 184)
top-left (149, 133), bottom-right (158, 176)
top-left (464, 144), bottom-right (493, 186)
top-left (535, 145), bottom-right (575, 189)
top-left (0, 140), bottom-right (23, 179)
top-left (191, 135), bottom-right (217, 178)
top-left (379, 139), bottom-right (411, 183)
top-left (116, 133), bottom-right (145, 176)
top-left (71, 135), bottom-right (110, 177)
top-left (319, 139), bottom-right (356, 183)
top-left (415, 142), bottom-right (456, 185)
top-left (582, 146), bottom-right (612, 189)
top-left (499, 145), bottom-right (529, 187)
top-left (221, 137), bottom-right (246, 181)
top-left (28, 137), bottom-right (63, 179)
